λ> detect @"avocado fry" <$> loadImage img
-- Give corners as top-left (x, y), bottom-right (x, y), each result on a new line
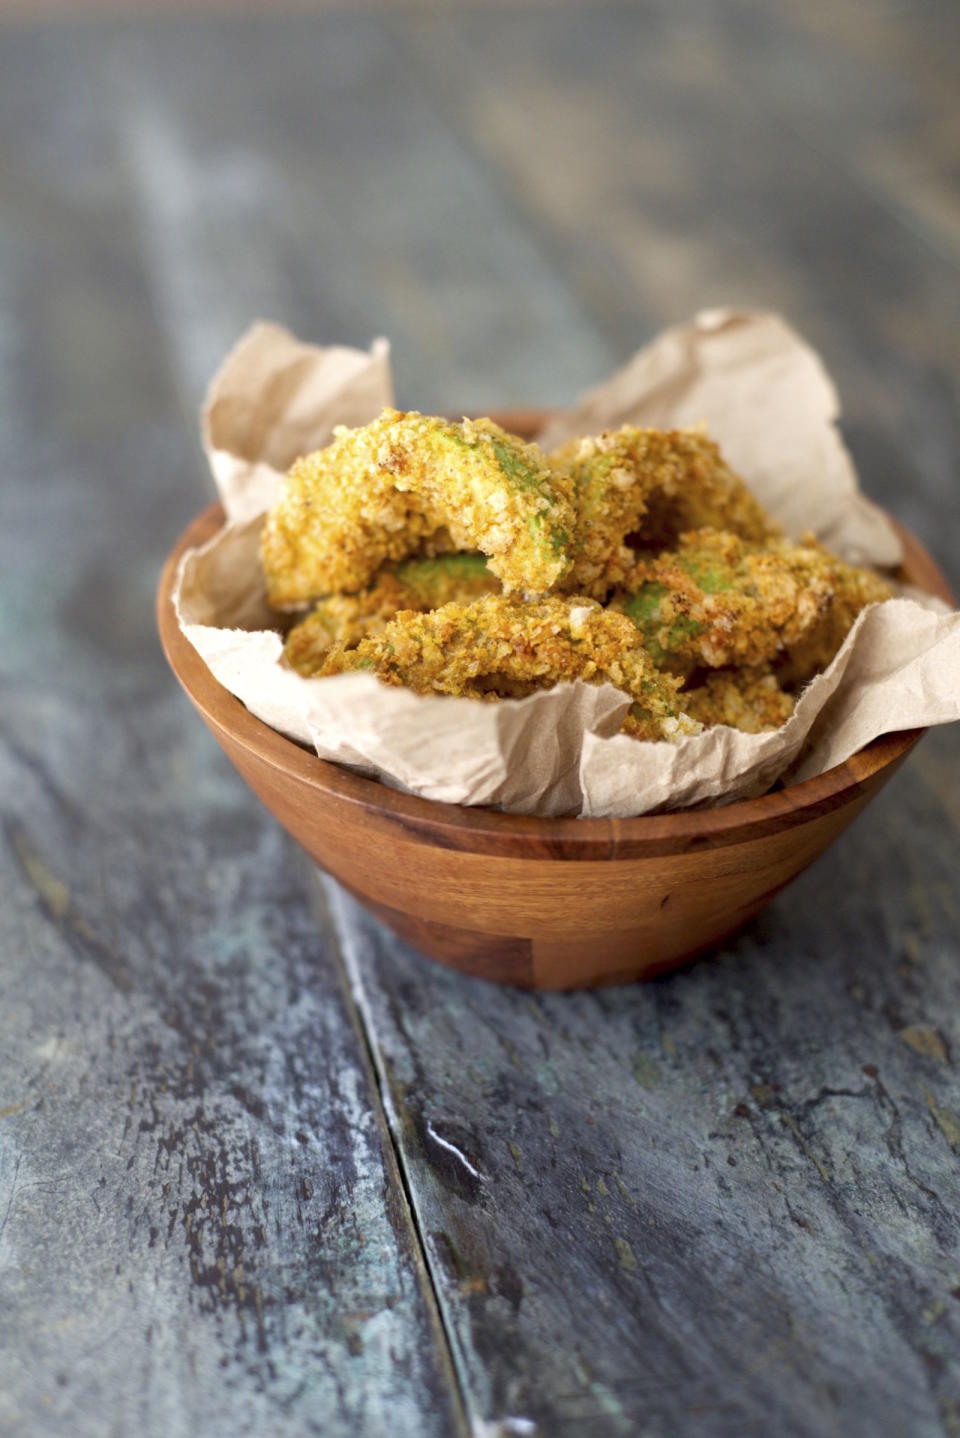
top-left (261, 409), bottom-right (575, 606)
top-left (611, 528), bottom-right (891, 675)
top-left (320, 592), bottom-right (702, 742)
top-left (550, 426), bottom-right (777, 598)
top-left (284, 553), bottom-right (499, 676)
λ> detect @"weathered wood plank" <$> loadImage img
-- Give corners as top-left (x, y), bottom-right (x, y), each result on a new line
top-left (326, 743), bottom-right (960, 1435)
top-left (100, 10), bottom-right (613, 414)
top-left (0, 25), bottom-right (466, 1436)
top-left (773, 0), bottom-right (960, 266)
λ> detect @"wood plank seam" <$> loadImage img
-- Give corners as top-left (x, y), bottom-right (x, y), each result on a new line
top-left (313, 871), bottom-right (474, 1438)
top-left (324, 875), bottom-right (498, 1437)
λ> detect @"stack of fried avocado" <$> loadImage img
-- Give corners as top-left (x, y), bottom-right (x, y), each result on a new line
top-left (261, 409), bottom-right (892, 742)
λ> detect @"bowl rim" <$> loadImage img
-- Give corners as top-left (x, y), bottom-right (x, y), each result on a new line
top-left (157, 426), bottom-right (955, 860)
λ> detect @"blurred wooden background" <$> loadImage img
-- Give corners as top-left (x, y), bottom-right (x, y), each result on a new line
top-left (1, 3), bottom-right (958, 1437)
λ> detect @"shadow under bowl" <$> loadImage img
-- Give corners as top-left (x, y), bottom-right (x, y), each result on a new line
top-left (157, 410), bottom-right (954, 988)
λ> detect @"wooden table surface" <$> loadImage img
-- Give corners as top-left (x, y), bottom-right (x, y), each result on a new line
top-left (1, 4), bottom-right (959, 1435)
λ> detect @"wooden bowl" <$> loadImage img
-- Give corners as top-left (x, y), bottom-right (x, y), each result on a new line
top-left (157, 412), bottom-right (955, 988)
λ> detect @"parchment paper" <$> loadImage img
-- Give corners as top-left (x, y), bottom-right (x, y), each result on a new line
top-left (174, 312), bottom-right (960, 818)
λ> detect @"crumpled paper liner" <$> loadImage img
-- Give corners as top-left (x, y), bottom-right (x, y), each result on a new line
top-left (174, 310), bottom-right (960, 818)
top-left (202, 322), bottom-right (394, 525)
top-left (537, 308), bottom-right (902, 568)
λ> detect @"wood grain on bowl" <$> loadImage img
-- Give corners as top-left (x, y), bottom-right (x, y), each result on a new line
top-left (157, 414), bottom-right (955, 988)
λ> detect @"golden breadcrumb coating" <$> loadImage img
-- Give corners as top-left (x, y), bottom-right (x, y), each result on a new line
top-left (261, 408), bottom-right (893, 749)
top-left (261, 409), bottom-right (575, 607)
top-left (630, 429), bottom-right (778, 551)
top-left (320, 593), bottom-right (702, 741)
top-left (549, 426), bottom-right (778, 600)
top-left (611, 528), bottom-right (892, 675)
top-left (284, 554), bottom-right (499, 675)
top-left (682, 668), bottom-right (797, 733)
top-left (775, 560), bottom-right (895, 684)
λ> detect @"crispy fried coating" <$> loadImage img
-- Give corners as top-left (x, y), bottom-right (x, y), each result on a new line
top-left (263, 405), bottom-right (891, 749)
top-left (682, 668), bottom-right (797, 733)
top-left (320, 593), bottom-right (702, 741)
top-left (284, 553), bottom-right (499, 676)
top-left (261, 409), bottom-right (575, 607)
top-left (775, 561), bottom-right (895, 684)
top-left (549, 426), bottom-right (777, 599)
top-left (632, 430), bottom-right (778, 551)
top-left (612, 529), bottom-right (892, 675)
top-left (549, 429), bottom-right (659, 598)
